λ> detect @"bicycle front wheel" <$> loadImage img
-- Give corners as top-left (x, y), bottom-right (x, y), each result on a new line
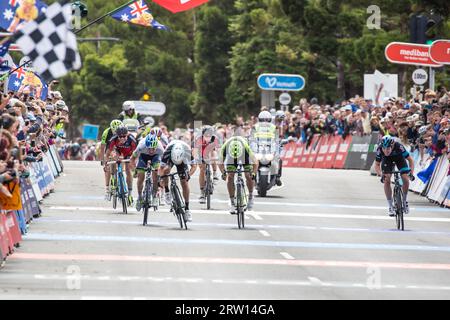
top-left (236, 183), bottom-right (244, 229)
top-left (118, 173), bottom-right (128, 214)
top-left (172, 185), bottom-right (187, 229)
top-left (394, 188), bottom-right (404, 231)
top-left (143, 180), bottom-right (152, 226)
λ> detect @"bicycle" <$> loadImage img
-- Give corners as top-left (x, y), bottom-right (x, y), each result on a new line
top-left (383, 171), bottom-right (414, 231)
top-left (226, 164), bottom-right (249, 229)
top-left (142, 163), bottom-right (158, 226)
top-left (160, 172), bottom-right (188, 230)
top-left (107, 159), bottom-right (131, 214)
top-left (204, 161), bottom-right (214, 210)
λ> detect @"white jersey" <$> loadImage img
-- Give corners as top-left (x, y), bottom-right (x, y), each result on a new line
top-left (133, 139), bottom-right (164, 157)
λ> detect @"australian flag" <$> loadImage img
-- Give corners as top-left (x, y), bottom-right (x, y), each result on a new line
top-left (7, 67), bottom-right (48, 100)
top-left (111, 0), bottom-right (168, 30)
top-left (0, 0), bottom-right (47, 33)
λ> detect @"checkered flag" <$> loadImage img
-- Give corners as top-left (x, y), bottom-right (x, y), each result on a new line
top-left (11, 1), bottom-right (81, 82)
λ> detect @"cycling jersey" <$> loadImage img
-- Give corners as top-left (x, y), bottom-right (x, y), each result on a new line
top-left (108, 134), bottom-right (137, 158)
top-left (220, 136), bottom-right (254, 171)
top-left (101, 128), bottom-right (114, 146)
top-left (375, 141), bottom-right (409, 162)
top-left (194, 134), bottom-right (220, 160)
top-left (376, 141), bottom-right (410, 174)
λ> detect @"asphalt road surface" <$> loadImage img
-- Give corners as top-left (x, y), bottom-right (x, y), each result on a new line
top-left (1, 161), bottom-right (450, 300)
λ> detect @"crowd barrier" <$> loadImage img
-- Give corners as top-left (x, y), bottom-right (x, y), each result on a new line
top-left (1, 145), bottom-right (63, 265)
top-left (281, 133), bottom-right (379, 170)
top-left (281, 134), bottom-right (450, 209)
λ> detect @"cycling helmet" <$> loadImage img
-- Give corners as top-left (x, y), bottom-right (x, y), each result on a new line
top-left (122, 101), bottom-right (135, 111)
top-left (145, 133), bottom-right (159, 149)
top-left (150, 127), bottom-right (162, 138)
top-left (110, 120), bottom-right (123, 134)
top-left (55, 100), bottom-right (66, 110)
top-left (143, 116), bottom-right (155, 126)
top-left (202, 125), bottom-right (214, 137)
top-left (258, 111), bottom-right (272, 123)
top-left (171, 143), bottom-right (185, 165)
top-left (381, 135), bottom-right (394, 149)
top-left (116, 126), bottom-right (128, 137)
top-left (275, 110), bottom-right (285, 120)
top-left (228, 138), bottom-right (244, 159)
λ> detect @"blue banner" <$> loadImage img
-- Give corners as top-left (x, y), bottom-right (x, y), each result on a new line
top-left (82, 124), bottom-right (100, 140)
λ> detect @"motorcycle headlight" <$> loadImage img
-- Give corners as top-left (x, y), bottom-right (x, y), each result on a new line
top-left (255, 153), bottom-right (263, 161)
top-left (265, 154), bottom-right (274, 162)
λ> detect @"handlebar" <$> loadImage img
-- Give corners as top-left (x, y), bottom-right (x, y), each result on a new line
top-left (106, 159), bottom-right (131, 165)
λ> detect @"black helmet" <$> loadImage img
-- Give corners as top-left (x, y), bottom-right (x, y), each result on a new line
top-left (116, 126), bottom-right (128, 136)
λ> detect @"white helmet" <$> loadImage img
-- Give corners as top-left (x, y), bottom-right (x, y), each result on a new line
top-left (258, 111), bottom-right (272, 123)
top-left (275, 110), bottom-right (285, 120)
top-left (122, 101), bottom-right (135, 111)
top-left (171, 143), bottom-right (185, 165)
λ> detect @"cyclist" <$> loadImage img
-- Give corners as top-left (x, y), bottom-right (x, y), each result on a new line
top-left (100, 119), bottom-right (123, 200)
top-left (160, 140), bottom-right (196, 221)
top-left (118, 101), bottom-right (140, 123)
top-left (219, 136), bottom-right (258, 213)
top-left (193, 125), bottom-right (220, 204)
top-left (375, 135), bottom-right (415, 216)
top-left (130, 132), bottom-right (164, 211)
top-left (104, 126), bottom-right (137, 205)
top-left (252, 111), bottom-right (282, 186)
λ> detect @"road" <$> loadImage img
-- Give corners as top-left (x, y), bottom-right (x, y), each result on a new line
top-left (1, 161), bottom-right (450, 300)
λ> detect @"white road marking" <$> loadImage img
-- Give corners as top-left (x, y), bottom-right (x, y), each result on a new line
top-left (259, 230), bottom-right (271, 237)
top-left (4, 273), bottom-right (450, 292)
top-left (308, 277), bottom-right (323, 286)
top-left (280, 252), bottom-right (295, 260)
top-left (47, 206), bottom-right (450, 223)
top-left (249, 212), bottom-right (263, 220)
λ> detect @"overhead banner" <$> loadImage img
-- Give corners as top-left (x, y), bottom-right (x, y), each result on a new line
top-left (152, 0), bottom-right (209, 13)
top-left (385, 42), bottom-right (443, 67)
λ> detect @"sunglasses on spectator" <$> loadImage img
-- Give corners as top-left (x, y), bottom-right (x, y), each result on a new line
top-left (119, 135), bottom-right (127, 139)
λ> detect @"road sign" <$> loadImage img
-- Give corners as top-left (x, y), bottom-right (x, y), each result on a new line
top-left (82, 124), bottom-right (99, 140)
top-left (385, 42), bottom-right (442, 67)
top-left (257, 74), bottom-right (305, 91)
top-left (429, 40), bottom-right (450, 65)
top-left (279, 93), bottom-right (292, 105)
top-left (130, 101), bottom-right (166, 116)
top-left (412, 68), bottom-right (428, 85)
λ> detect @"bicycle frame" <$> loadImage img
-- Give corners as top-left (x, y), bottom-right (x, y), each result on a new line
top-left (161, 172), bottom-right (187, 230)
top-left (226, 164), bottom-right (249, 229)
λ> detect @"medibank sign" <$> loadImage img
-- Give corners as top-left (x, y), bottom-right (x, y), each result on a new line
top-left (385, 42), bottom-right (443, 67)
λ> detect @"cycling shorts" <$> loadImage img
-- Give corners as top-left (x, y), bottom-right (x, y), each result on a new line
top-left (381, 155), bottom-right (410, 174)
top-left (137, 153), bottom-right (161, 171)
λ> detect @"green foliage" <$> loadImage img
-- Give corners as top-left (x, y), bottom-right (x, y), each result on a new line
top-left (53, 0), bottom-right (450, 137)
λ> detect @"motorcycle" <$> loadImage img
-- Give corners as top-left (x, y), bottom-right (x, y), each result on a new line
top-left (254, 139), bottom-right (285, 197)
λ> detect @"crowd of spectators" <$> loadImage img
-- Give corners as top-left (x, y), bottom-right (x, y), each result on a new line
top-left (0, 82), bottom-right (69, 200)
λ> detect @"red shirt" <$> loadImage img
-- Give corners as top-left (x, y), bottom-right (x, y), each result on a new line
top-left (194, 135), bottom-right (220, 157)
top-left (108, 135), bottom-right (137, 158)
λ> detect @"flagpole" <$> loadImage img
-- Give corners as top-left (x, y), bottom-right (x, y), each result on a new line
top-left (1, 0), bottom-right (137, 82)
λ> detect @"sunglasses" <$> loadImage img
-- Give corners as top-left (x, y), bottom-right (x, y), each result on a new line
top-left (119, 135), bottom-right (127, 139)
